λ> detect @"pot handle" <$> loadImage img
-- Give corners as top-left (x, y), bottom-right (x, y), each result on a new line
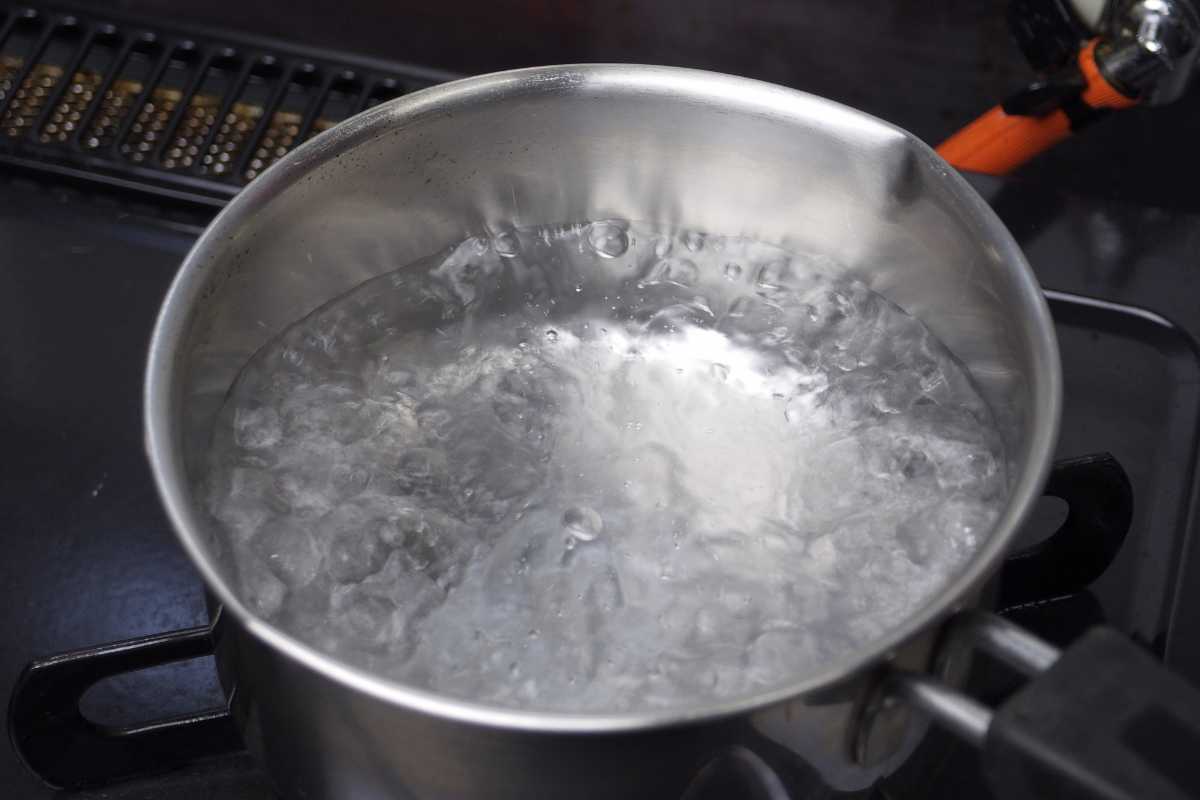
top-left (998, 452), bottom-right (1133, 609)
top-left (7, 621), bottom-right (243, 789)
top-left (889, 611), bottom-right (1200, 800)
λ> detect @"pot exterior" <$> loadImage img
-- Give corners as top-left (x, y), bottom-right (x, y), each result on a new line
top-left (149, 65), bottom-right (1060, 800)
top-left (212, 607), bottom-right (941, 799)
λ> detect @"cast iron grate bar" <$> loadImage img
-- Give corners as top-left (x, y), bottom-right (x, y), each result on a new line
top-left (148, 47), bottom-right (224, 169)
top-left (191, 55), bottom-right (266, 178)
top-left (71, 32), bottom-right (158, 151)
top-left (0, 10), bottom-right (43, 109)
top-left (108, 40), bottom-right (183, 163)
top-left (0, 11), bottom-right (59, 127)
top-left (24, 20), bottom-right (91, 141)
top-left (35, 25), bottom-right (120, 146)
top-left (234, 60), bottom-right (310, 181)
top-left (0, 3), bottom-right (455, 206)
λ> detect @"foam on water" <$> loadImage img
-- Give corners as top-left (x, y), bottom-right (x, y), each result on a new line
top-left (205, 221), bottom-right (1007, 712)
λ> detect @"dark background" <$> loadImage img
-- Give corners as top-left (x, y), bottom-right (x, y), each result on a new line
top-left (89, 0), bottom-right (1200, 209)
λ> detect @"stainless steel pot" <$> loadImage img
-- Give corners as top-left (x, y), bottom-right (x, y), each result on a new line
top-left (123, 65), bottom-right (1197, 799)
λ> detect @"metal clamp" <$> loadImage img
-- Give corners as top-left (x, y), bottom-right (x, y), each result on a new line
top-left (887, 611), bottom-right (1061, 747)
top-left (851, 611), bottom-right (1061, 765)
top-left (867, 611), bottom-right (1200, 800)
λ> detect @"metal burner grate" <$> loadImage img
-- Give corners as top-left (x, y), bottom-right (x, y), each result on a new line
top-left (0, 5), bottom-right (454, 206)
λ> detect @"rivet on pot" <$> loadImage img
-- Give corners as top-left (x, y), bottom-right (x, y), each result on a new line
top-left (849, 619), bottom-right (979, 767)
top-left (849, 671), bottom-right (915, 767)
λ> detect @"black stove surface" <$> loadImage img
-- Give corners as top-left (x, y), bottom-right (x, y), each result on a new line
top-left (3, 170), bottom-right (1200, 798)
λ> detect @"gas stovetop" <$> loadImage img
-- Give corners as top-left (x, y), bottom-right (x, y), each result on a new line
top-left (3, 163), bottom-right (1199, 800)
top-left (2, 5), bottom-right (1200, 800)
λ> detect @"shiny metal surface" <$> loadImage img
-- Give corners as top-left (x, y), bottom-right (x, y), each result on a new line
top-left (885, 611), bottom-right (1064, 758)
top-left (1099, 0), bottom-right (1200, 103)
top-left (890, 672), bottom-right (993, 748)
top-left (145, 65), bottom-right (1061, 798)
top-left (849, 674), bottom-right (921, 768)
top-left (953, 610), bottom-right (1062, 675)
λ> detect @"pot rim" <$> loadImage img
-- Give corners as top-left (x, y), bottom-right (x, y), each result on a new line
top-left (144, 63), bottom-right (1062, 734)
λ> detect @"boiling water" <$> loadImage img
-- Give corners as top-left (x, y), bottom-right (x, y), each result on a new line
top-left (206, 221), bottom-right (1007, 712)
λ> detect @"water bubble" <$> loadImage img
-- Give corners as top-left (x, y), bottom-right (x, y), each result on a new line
top-left (645, 301), bottom-right (712, 334)
top-left (574, 284), bottom-right (583, 293)
top-left (545, 329), bottom-right (559, 342)
top-left (710, 363), bottom-right (730, 382)
top-left (563, 506), bottom-right (603, 542)
top-left (586, 221), bottom-right (630, 259)
top-left (684, 231), bottom-right (705, 252)
top-left (642, 258), bottom-right (699, 287)
top-left (723, 262), bottom-right (743, 281)
top-left (493, 230), bottom-right (520, 258)
top-left (689, 296), bottom-right (715, 318)
top-left (755, 259), bottom-right (793, 292)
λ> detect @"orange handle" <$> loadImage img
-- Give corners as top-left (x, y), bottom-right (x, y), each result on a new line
top-left (937, 39), bottom-right (1137, 175)
top-left (937, 106), bottom-right (1073, 175)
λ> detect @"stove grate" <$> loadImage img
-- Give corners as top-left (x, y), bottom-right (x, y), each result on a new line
top-left (0, 4), bottom-right (454, 206)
